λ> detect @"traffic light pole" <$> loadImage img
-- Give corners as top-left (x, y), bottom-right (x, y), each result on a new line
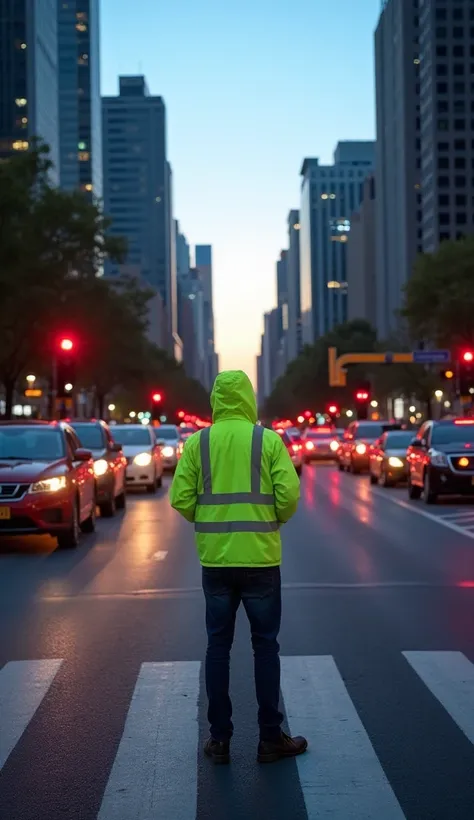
top-left (454, 361), bottom-right (462, 416)
top-left (50, 355), bottom-right (58, 420)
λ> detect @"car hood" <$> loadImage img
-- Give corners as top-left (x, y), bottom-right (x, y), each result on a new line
top-left (157, 439), bottom-right (179, 447)
top-left (121, 444), bottom-right (152, 457)
top-left (0, 459), bottom-right (69, 482)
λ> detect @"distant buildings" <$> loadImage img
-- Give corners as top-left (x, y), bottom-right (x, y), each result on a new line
top-left (58, 0), bottom-right (102, 199)
top-left (286, 210), bottom-right (302, 363)
top-left (0, 0), bottom-right (59, 181)
top-left (347, 175), bottom-right (377, 327)
top-left (299, 141), bottom-right (375, 344)
top-left (195, 245), bottom-right (217, 390)
top-left (102, 76), bottom-right (177, 354)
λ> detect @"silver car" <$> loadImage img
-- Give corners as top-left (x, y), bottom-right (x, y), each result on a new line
top-left (156, 424), bottom-right (180, 471)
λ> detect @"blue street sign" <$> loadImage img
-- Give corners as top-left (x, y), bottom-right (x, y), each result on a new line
top-left (412, 350), bottom-right (450, 364)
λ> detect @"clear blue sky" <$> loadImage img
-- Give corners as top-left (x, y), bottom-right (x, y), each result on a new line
top-left (101, 0), bottom-right (381, 385)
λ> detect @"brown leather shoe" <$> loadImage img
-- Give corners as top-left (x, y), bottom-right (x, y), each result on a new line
top-left (204, 737), bottom-right (230, 764)
top-left (257, 731), bottom-right (308, 763)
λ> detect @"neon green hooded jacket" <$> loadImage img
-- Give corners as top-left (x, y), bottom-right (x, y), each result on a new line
top-left (169, 370), bottom-right (300, 567)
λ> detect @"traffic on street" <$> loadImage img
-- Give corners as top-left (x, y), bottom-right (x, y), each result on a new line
top-left (2, 455), bottom-right (474, 819)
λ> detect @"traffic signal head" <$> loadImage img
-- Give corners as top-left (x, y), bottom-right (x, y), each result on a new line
top-left (327, 404), bottom-right (338, 415)
top-left (152, 392), bottom-right (162, 403)
top-left (356, 390), bottom-right (369, 401)
top-left (178, 410), bottom-right (185, 419)
top-left (462, 351), bottom-right (474, 363)
top-left (442, 369), bottom-right (454, 379)
top-left (59, 338), bottom-right (74, 352)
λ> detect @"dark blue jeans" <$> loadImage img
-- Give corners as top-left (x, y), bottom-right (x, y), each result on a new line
top-left (202, 565), bottom-right (283, 742)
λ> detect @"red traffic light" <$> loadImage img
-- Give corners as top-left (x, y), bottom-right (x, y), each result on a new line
top-left (59, 338), bottom-right (74, 352)
top-left (462, 351), bottom-right (474, 363)
top-left (177, 410), bottom-right (185, 419)
top-left (328, 404), bottom-right (338, 415)
top-left (356, 391), bottom-right (369, 401)
top-left (152, 392), bottom-right (162, 403)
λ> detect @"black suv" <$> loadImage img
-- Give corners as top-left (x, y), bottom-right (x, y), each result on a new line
top-left (407, 419), bottom-right (474, 503)
top-left (69, 420), bottom-right (127, 516)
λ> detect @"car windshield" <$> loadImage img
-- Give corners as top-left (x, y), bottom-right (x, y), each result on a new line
top-left (157, 427), bottom-right (178, 440)
top-left (287, 428), bottom-right (301, 440)
top-left (113, 427), bottom-right (152, 446)
top-left (357, 424), bottom-right (383, 439)
top-left (432, 424), bottom-right (474, 445)
top-left (70, 424), bottom-right (105, 449)
top-left (0, 427), bottom-right (64, 461)
top-left (385, 431), bottom-right (413, 448)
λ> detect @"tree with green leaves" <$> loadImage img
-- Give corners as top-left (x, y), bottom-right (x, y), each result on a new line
top-left (0, 141), bottom-right (126, 417)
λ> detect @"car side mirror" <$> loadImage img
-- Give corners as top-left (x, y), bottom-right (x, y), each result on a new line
top-left (74, 448), bottom-right (92, 462)
top-left (410, 438), bottom-right (423, 448)
top-left (110, 441), bottom-right (122, 452)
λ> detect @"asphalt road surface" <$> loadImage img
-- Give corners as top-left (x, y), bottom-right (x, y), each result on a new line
top-left (1, 465), bottom-right (474, 820)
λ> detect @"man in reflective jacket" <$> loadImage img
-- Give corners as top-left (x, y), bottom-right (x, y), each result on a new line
top-left (170, 370), bottom-right (307, 764)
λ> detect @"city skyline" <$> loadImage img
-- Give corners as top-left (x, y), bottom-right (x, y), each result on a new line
top-left (100, 0), bottom-right (380, 384)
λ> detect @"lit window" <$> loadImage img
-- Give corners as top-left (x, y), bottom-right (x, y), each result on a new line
top-left (321, 193), bottom-right (328, 200)
top-left (76, 22), bottom-right (87, 31)
top-left (293, 223), bottom-right (300, 230)
top-left (12, 140), bottom-right (28, 151)
top-left (78, 151), bottom-right (90, 161)
top-left (20, 43), bottom-right (27, 50)
top-left (414, 58), bottom-right (420, 64)
top-left (76, 11), bottom-right (87, 19)
top-left (84, 183), bottom-right (93, 191)
top-left (78, 141), bottom-right (87, 150)
top-left (15, 98), bottom-right (27, 107)
top-left (21, 116), bottom-right (27, 125)
top-left (327, 281), bottom-right (341, 289)
top-left (78, 54), bottom-right (88, 65)
top-left (155, 196), bottom-right (161, 202)
top-left (329, 193), bottom-right (336, 199)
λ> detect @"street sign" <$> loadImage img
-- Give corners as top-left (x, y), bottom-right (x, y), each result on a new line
top-left (25, 389), bottom-right (42, 398)
top-left (412, 350), bottom-right (450, 364)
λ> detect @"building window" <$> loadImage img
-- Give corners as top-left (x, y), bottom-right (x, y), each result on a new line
top-left (78, 151), bottom-right (90, 161)
top-left (454, 119), bottom-right (466, 130)
top-left (436, 45), bottom-right (447, 56)
top-left (438, 141), bottom-right (449, 151)
top-left (436, 27), bottom-right (447, 38)
top-left (456, 213), bottom-right (467, 225)
top-left (453, 27), bottom-right (464, 38)
top-left (453, 45), bottom-right (464, 57)
top-left (455, 139), bottom-right (466, 150)
top-left (437, 82), bottom-right (448, 93)
top-left (456, 194), bottom-right (466, 206)
top-left (438, 176), bottom-right (450, 187)
top-left (454, 100), bottom-right (465, 113)
top-left (436, 64), bottom-right (448, 76)
top-left (454, 157), bottom-right (466, 169)
top-left (12, 140), bottom-right (28, 151)
top-left (436, 8), bottom-right (447, 20)
top-left (453, 8), bottom-right (464, 21)
top-left (438, 157), bottom-right (449, 169)
top-left (437, 101), bottom-right (449, 113)
top-left (15, 98), bottom-right (27, 107)
top-left (454, 82), bottom-right (465, 93)
top-left (455, 176), bottom-right (466, 187)
top-left (438, 194), bottom-right (450, 206)
top-left (439, 233), bottom-right (450, 242)
top-left (453, 64), bottom-right (465, 75)
top-left (439, 213), bottom-right (450, 226)
top-left (437, 119), bottom-right (449, 130)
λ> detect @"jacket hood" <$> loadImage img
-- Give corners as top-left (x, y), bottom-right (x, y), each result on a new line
top-left (211, 370), bottom-right (257, 424)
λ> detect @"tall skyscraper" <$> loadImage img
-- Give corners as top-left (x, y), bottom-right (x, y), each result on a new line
top-left (102, 76), bottom-right (176, 350)
top-left (0, 0), bottom-right (59, 180)
top-left (374, 0), bottom-right (420, 338)
top-left (195, 245), bottom-right (216, 389)
top-left (286, 210), bottom-right (302, 363)
top-left (57, 0), bottom-right (102, 199)
top-left (276, 250), bottom-right (288, 307)
top-left (347, 175), bottom-right (377, 326)
top-left (299, 141), bottom-right (375, 343)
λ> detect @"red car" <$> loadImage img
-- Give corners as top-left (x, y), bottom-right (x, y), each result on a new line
top-left (0, 420), bottom-right (96, 549)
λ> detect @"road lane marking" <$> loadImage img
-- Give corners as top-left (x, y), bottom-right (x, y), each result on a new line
top-left (280, 655), bottom-right (406, 819)
top-left (0, 659), bottom-right (63, 771)
top-left (369, 486), bottom-right (474, 541)
top-left (152, 550), bottom-right (168, 561)
top-left (404, 651), bottom-right (474, 746)
top-left (98, 661), bottom-right (200, 820)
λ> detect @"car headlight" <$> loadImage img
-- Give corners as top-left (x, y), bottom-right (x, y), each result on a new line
top-left (388, 456), bottom-right (404, 468)
top-left (330, 440), bottom-right (339, 452)
top-left (355, 443), bottom-right (367, 455)
top-left (161, 446), bottom-right (174, 458)
top-left (134, 452), bottom-right (152, 466)
top-left (94, 459), bottom-right (109, 477)
top-left (430, 449), bottom-right (448, 467)
top-left (30, 476), bottom-right (67, 494)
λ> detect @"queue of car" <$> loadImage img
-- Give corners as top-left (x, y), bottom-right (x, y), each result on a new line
top-left (0, 418), bottom-right (187, 550)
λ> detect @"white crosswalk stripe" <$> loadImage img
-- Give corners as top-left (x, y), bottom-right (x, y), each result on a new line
top-left (281, 655), bottom-right (405, 819)
top-left (0, 659), bottom-right (63, 771)
top-left (2, 652), bottom-right (474, 818)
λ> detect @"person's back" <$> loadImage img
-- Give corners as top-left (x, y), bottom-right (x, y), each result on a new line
top-left (169, 370), bottom-right (307, 764)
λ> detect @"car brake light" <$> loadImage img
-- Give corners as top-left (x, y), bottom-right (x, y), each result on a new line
top-left (454, 419), bottom-right (474, 425)
top-left (305, 441), bottom-right (314, 450)
top-left (291, 444), bottom-right (300, 453)
top-left (329, 440), bottom-right (339, 452)
top-left (355, 443), bottom-right (367, 455)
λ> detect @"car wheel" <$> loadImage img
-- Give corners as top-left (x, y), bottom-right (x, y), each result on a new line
top-left (370, 472), bottom-right (378, 485)
top-left (99, 494), bottom-right (116, 517)
top-left (57, 500), bottom-right (80, 549)
top-left (147, 475), bottom-right (157, 494)
top-left (350, 459), bottom-right (361, 475)
top-left (408, 475), bottom-right (422, 500)
top-left (338, 461), bottom-right (345, 472)
top-left (156, 474), bottom-right (163, 488)
top-left (116, 490), bottom-right (127, 511)
top-left (380, 470), bottom-right (394, 488)
top-left (80, 499), bottom-right (97, 533)
top-left (423, 472), bottom-right (437, 504)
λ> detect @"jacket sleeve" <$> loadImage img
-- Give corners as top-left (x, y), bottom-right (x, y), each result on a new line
top-left (169, 436), bottom-right (199, 523)
top-left (270, 435), bottom-right (300, 524)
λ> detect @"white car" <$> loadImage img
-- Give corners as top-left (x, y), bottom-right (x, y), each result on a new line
top-left (155, 424), bottom-right (180, 471)
top-left (113, 425), bottom-right (163, 493)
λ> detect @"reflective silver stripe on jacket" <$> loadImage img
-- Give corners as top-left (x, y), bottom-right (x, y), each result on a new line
top-left (195, 521), bottom-right (279, 533)
top-left (197, 425), bottom-right (275, 506)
